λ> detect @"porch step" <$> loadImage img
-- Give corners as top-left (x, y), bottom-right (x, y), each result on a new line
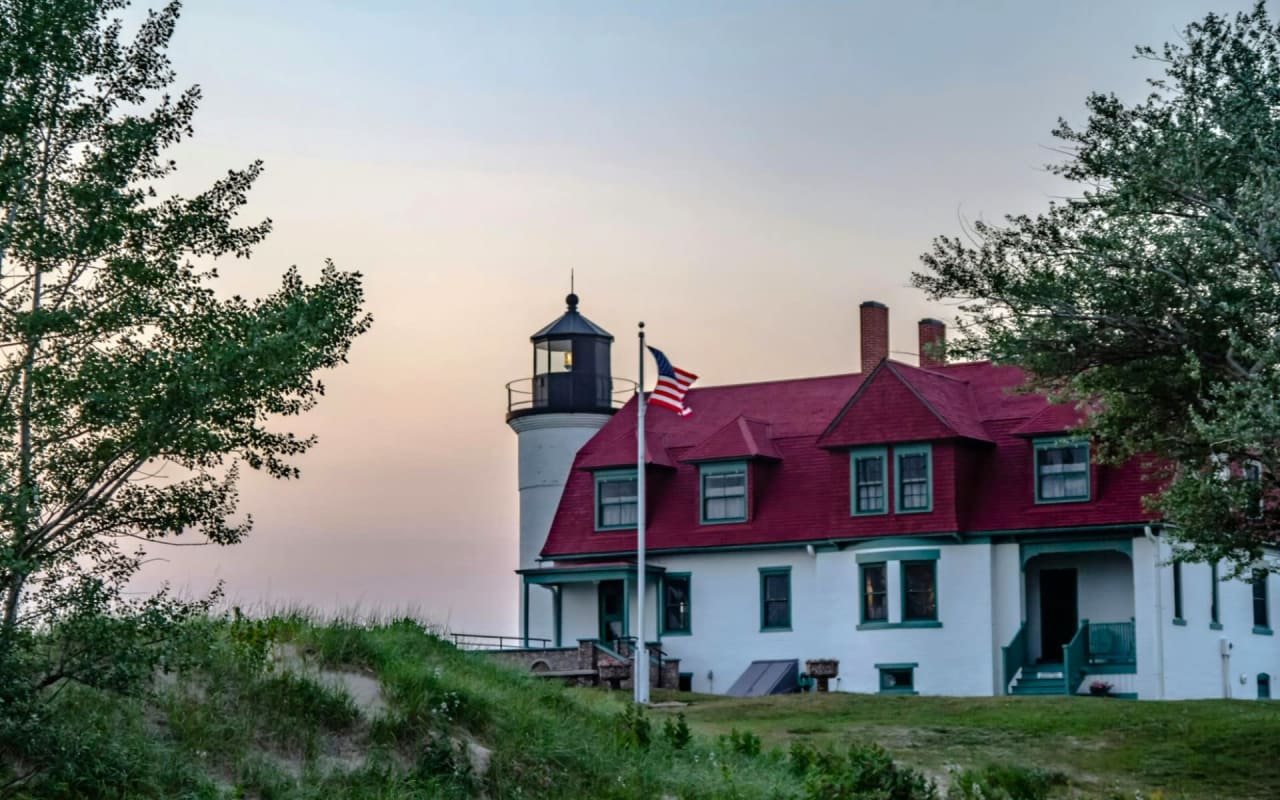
top-left (1010, 664), bottom-right (1070, 696)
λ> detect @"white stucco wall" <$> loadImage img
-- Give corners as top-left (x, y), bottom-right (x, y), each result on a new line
top-left (1152, 538), bottom-right (1280, 700)
top-left (509, 412), bottom-right (611, 640)
top-left (641, 542), bottom-right (998, 696)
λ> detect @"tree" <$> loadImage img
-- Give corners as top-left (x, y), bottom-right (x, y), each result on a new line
top-left (0, 0), bottom-right (370, 693)
top-left (912, 3), bottom-right (1280, 575)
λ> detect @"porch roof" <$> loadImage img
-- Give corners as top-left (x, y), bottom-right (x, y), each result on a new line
top-left (517, 561), bottom-right (666, 585)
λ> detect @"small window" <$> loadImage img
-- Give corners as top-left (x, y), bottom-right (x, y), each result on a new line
top-left (595, 471), bottom-right (638, 530)
top-left (902, 561), bottom-right (937, 621)
top-left (701, 463), bottom-right (747, 524)
top-left (895, 445), bottom-right (932, 513)
top-left (1253, 570), bottom-right (1270, 631)
top-left (1035, 439), bottom-right (1090, 503)
top-left (662, 574), bottom-right (691, 635)
top-left (851, 448), bottom-right (888, 515)
top-left (1259, 673), bottom-right (1271, 700)
top-left (760, 568), bottom-right (791, 631)
top-left (1246, 462), bottom-right (1264, 518)
top-left (1211, 563), bottom-right (1221, 627)
top-left (1172, 561), bottom-right (1184, 622)
top-left (861, 562), bottom-right (888, 622)
top-left (876, 662), bottom-right (917, 695)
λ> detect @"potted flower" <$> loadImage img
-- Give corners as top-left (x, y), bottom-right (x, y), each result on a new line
top-left (1088, 680), bottom-right (1113, 697)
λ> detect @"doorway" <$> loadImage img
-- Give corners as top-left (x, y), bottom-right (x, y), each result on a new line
top-left (598, 580), bottom-right (625, 644)
top-left (1039, 568), bottom-right (1078, 663)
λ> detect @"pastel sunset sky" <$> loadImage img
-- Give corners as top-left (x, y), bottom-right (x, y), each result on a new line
top-left (131, 0), bottom-right (1259, 634)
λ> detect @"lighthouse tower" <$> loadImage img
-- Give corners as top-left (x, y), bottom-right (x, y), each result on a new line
top-left (506, 292), bottom-right (620, 643)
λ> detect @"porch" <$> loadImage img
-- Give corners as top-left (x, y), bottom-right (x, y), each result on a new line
top-left (1002, 539), bottom-right (1138, 695)
top-left (517, 561), bottom-right (665, 648)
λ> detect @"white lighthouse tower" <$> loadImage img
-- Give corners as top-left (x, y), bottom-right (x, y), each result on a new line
top-left (506, 292), bottom-right (622, 644)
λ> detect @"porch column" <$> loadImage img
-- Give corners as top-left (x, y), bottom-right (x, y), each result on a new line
top-left (522, 578), bottom-right (530, 647)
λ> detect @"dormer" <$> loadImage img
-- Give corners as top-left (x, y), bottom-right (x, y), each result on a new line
top-left (681, 416), bottom-right (780, 526)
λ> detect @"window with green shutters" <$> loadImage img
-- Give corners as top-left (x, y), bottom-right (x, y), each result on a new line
top-left (850, 448), bottom-right (888, 515)
top-left (1253, 570), bottom-right (1270, 632)
top-left (895, 444), bottom-right (932, 513)
top-left (759, 567), bottom-right (791, 631)
top-left (700, 462), bottom-right (747, 524)
top-left (595, 470), bottom-right (637, 530)
top-left (861, 562), bottom-right (888, 622)
top-left (902, 560), bottom-right (937, 621)
top-left (662, 573), bottom-right (691, 635)
top-left (1034, 438), bottom-right (1090, 503)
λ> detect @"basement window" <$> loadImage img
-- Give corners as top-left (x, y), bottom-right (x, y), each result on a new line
top-left (876, 662), bottom-right (918, 695)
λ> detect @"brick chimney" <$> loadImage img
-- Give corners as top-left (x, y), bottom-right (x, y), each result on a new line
top-left (918, 318), bottom-right (946, 369)
top-left (859, 301), bottom-right (889, 374)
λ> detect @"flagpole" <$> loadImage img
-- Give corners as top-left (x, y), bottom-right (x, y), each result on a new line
top-left (635, 322), bottom-right (649, 704)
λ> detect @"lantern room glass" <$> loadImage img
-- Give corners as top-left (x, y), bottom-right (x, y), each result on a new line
top-left (534, 339), bottom-right (573, 375)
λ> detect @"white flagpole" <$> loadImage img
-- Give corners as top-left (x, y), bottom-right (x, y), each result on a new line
top-left (635, 322), bottom-right (649, 704)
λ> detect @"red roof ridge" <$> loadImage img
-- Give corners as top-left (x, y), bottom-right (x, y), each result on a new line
top-left (680, 414), bottom-right (782, 462)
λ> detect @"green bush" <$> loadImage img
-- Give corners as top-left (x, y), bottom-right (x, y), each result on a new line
top-left (800, 741), bottom-right (937, 800)
top-left (946, 763), bottom-right (1066, 800)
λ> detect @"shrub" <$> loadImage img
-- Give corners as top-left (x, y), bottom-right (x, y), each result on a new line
top-left (947, 764), bottom-right (1066, 800)
top-left (662, 712), bottom-right (693, 750)
top-left (801, 741), bottom-right (937, 800)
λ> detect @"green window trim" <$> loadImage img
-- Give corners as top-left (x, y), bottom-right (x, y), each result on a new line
top-left (1210, 562), bottom-right (1221, 625)
top-left (759, 567), bottom-right (792, 632)
top-left (894, 444), bottom-right (933, 514)
top-left (875, 662), bottom-right (918, 695)
top-left (860, 562), bottom-right (888, 624)
top-left (901, 559), bottom-right (938, 622)
top-left (594, 469), bottom-right (638, 531)
top-left (700, 461), bottom-right (748, 525)
top-left (856, 549), bottom-right (940, 564)
top-left (660, 572), bottom-right (692, 636)
top-left (1033, 437), bottom-right (1091, 504)
top-left (1172, 561), bottom-right (1183, 622)
top-left (1253, 569), bottom-right (1270, 630)
top-left (857, 620), bottom-right (943, 631)
top-left (850, 447), bottom-right (889, 516)
top-left (1259, 673), bottom-right (1272, 700)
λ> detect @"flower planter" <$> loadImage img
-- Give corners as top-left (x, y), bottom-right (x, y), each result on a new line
top-left (805, 659), bottom-right (840, 693)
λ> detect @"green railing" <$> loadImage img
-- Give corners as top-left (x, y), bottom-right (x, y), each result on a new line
top-left (1062, 619), bottom-right (1089, 695)
top-left (1001, 624), bottom-right (1028, 695)
top-left (1087, 619), bottom-right (1136, 665)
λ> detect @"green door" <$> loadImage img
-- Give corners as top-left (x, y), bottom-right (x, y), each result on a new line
top-left (598, 580), bottom-right (625, 643)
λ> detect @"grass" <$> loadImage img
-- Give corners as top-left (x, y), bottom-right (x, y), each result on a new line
top-left (648, 688), bottom-right (1280, 799)
top-left (1, 612), bottom-right (1275, 798)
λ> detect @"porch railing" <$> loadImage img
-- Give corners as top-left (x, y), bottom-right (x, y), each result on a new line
top-left (1087, 619), bottom-right (1136, 665)
top-left (1062, 620), bottom-right (1089, 695)
top-left (451, 633), bottom-right (551, 651)
top-left (1001, 624), bottom-right (1028, 694)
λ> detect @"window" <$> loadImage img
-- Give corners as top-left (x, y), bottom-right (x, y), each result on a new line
top-left (1034, 439), bottom-right (1090, 503)
top-left (595, 470), bottom-right (637, 530)
top-left (1210, 563), bottom-right (1221, 628)
top-left (662, 573), bottom-right (691, 635)
top-left (1245, 462), bottom-right (1264, 518)
top-left (895, 444), bottom-right (932, 513)
top-left (851, 448), bottom-right (888, 515)
top-left (876, 662), bottom-right (917, 695)
top-left (1172, 561), bottom-right (1184, 624)
top-left (700, 462), bottom-right (747, 524)
top-left (902, 561), bottom-right (938, 621)
top-left (1259, 673), bottom-right (1272, 700)
top-left (1253, 570), bottom-right (1270, 632)
top-left (759, 567), bottom-right (791, 631)
top-left (861, 562), bottom-right (888, 622)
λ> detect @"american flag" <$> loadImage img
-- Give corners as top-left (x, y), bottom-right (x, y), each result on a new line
top-left (647, 346), bottom-right (697, 416)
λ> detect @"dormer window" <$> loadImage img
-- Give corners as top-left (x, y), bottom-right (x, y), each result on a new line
top-left (1034, 438), bottom-right (1090, 503)
top-left (595, 469), bottom-right (637, 530)
top-left (851, 448), bottom-right (888, 516)
top-left (700, 462), bottom-right (747, 524)
top-left (895, 444), bottom-right (932, 513)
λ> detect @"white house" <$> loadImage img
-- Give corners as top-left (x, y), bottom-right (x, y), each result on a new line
top-left (503, 295), bottom-right (1278, 700)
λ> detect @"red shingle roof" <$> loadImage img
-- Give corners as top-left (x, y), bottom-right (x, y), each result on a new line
top-left (680, 416), bottom-right (781, 463)
top-left (541, 360), bottom-right (1153, 559)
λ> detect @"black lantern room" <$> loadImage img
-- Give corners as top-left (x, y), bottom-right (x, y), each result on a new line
top-left (506, 293), bottom-right (618, 421)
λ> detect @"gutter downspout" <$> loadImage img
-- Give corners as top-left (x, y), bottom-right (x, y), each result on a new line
top-left (1144, 526), bottom-right (1166, 699)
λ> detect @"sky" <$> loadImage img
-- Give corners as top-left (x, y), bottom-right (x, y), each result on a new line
top-left (128, 0), bottom-right (1266, 634)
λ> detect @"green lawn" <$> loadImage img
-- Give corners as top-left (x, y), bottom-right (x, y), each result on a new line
top-left (648, 689), bottom-right (1280, 799)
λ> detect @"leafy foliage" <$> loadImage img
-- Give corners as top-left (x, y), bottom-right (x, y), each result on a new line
top-left (911, 2), bottom-right (1280, 572)
top-left (0, 0), bottom-right (370, 737)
